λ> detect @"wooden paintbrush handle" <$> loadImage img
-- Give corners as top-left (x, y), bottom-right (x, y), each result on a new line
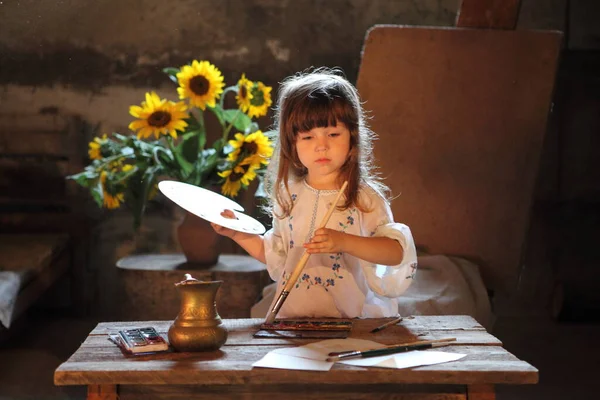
top-left (283, 181), bottom-right (348, 291)
top-left (283, 253), bottom-right (310, 292)
top-left (317, 181), bottom-right (349, 230)
top-left (266, 181), bottom-right (348, 323)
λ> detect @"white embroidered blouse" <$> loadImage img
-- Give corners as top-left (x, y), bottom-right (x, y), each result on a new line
top-left (263, 179), bottom-right (418, 318)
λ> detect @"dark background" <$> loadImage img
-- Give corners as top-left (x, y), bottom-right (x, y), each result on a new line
top-left (0, 0), bottom-right (598, 399)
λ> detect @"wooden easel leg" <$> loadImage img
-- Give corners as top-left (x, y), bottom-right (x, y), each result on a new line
top-left (88, 384), bottom-right (118, 400)
top-left (467, 384), bottom-right (495, 400)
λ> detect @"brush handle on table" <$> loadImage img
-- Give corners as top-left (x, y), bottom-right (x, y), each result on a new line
top-left (327, 340), bottom-right (455, 362)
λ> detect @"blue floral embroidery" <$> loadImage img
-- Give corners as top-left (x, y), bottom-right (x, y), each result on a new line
top-left (332, 260), bottom-right (342, 272)
top-left (282, 206), bottom-right (360, 292)
top-left (288, 215), bottom-right (294, 248)
top-left (338, 208), bottom-right (357, 231)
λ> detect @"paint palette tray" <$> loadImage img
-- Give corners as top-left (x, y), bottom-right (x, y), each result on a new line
top-left (254, 319), bottom-right (353, 339)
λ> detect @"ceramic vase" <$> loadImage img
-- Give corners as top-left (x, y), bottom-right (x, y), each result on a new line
top-left (177, 210), bottom-right (222, 266)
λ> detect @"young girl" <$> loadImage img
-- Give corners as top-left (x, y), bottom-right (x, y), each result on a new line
top-left (212, 68), bottom-right (417, 318)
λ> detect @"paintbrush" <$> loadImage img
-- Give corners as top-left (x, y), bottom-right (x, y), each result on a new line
top-left (326, 338), bottom-right (457, 362)
top-left (370, 316), bottom-right (403, 333)
top-left (264, 181), bottom-right (348, 325)
top-left (328, 338), bottom-right (457, 357)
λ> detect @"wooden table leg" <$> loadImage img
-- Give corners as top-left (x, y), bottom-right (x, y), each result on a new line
top-left (88, 384), bottom-right (118, 400)
top-left (467, 384), bottom-right (495, 400)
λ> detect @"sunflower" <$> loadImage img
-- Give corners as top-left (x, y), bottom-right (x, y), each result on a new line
top-left (219, 163), bottom-right (259, 197)
top-left (236, 74), bottom-right (253, 113)
top-left (100, 171), bottom-right (125, 209)
top-left (176, 60), bottom-right (225, 110)
top-left (88, 134), bottom-right (109, 161)
top-left (247, 81), bottom-right (272, 118)
top-left (227, 130), bottom-right (273, 165)
top-left (128, 92), bottom-right (189, 140)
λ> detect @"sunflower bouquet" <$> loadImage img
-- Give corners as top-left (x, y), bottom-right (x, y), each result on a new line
top-left (69, 60), bottom-right (274, 229)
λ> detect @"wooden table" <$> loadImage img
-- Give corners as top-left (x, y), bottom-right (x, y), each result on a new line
top-left (54, 316), bottom-right (537, 400)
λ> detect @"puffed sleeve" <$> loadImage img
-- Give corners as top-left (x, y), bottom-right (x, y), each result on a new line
top-left (262, 205), bottom-right (288, 281)
top-left (358, 188), bottom-right (418, 298)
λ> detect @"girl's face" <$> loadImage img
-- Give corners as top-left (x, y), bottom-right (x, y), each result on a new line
top-left (295, 121), bottom-right (351, 189)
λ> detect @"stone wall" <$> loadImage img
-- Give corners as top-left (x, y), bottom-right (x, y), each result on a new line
top-left (0, 0), bottom-right (459, 317)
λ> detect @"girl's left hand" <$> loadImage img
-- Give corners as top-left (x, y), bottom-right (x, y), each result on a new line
top-left (304, 228), bottom-right (346, 254)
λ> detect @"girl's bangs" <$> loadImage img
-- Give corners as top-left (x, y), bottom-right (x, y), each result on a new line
top-left (290, 96), bottom-right (356, 134)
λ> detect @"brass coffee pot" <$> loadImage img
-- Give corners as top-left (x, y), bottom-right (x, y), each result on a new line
top-left (168, 274), bottom-right (228, 352)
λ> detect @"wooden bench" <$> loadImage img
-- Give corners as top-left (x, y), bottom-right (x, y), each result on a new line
top-left (0, 109), bottom-right (93, 333)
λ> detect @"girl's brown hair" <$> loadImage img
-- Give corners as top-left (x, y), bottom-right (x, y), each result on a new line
top-left (265, 67), bottom-right (389, 218)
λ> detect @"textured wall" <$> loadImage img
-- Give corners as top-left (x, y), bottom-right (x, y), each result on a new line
top-left (0, 0), bottom-right (580, 317)
top-left (0, 0), bottom-right (458, 87)
top-left (0, 0), bottom-right (460, 149)
top-left (0, 0), bottom-right (460, 317)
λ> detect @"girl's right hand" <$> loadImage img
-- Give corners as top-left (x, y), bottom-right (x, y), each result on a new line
top-left (210, 209), bottom-right (239, 239)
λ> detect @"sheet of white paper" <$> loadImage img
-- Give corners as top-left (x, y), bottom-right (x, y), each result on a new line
top-left (272, 338), bottom-right (385, 361)
top-left (252, 351), bottom-right (334, 371)
top-left (340, 350), bottom-right (466, 369)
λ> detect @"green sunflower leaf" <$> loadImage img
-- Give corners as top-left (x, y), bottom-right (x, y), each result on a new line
top-left (121, 146), bottom-right (134, 156)
top-left (91, 181), bottom-right (104, 208)
top-left (66, 171), bottom-right (93, 187)
top-left (177, 130), bottom-right (205, 167)
top-left (173, 153), bottom-right (194, 178)
top-left (200, 148), bottom-right (219, 182)
top-left (131, 165), bottom-right (161, 231)
top-left (222, 110), bottom-right (252, 133)
top-left (113, 133), bottom-right (129, 142)
top-left (163, 67), bottom-right (180, 84)
top-left (171, 144), bottom-right (194, 178)
top-left (247, 122), bottom-right (260, 134)
top-left (154, 146), bottom-right (174, 168)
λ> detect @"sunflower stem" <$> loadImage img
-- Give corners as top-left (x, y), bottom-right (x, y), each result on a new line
top-left (194, 108), bottom-right (205, 134)
top-left (219, 86), bottom-right (237, 109)
top-left (152, 145), bottom-right (173, 166)
top-left (165, 136), bottom-right (177, 169)
top-left (222, 109), bottom-right (242, 148)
